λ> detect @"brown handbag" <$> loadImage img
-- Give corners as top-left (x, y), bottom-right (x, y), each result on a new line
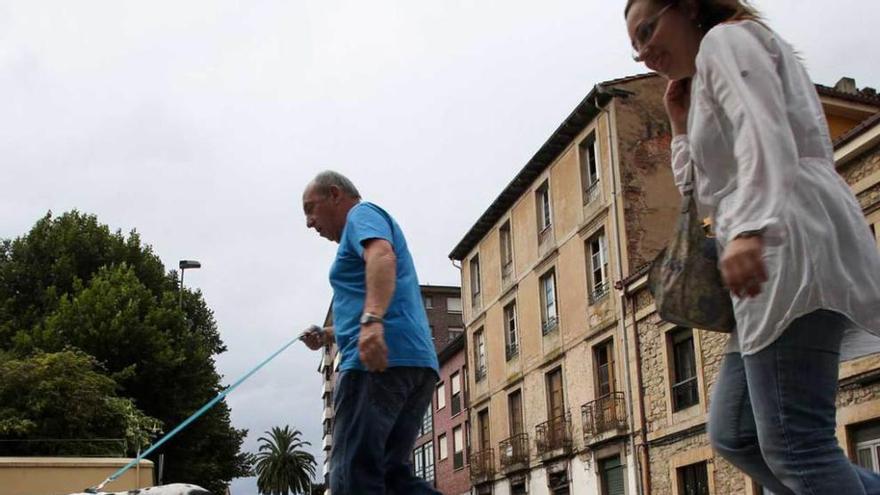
top-left (648, 165), bottom-right (735, 333)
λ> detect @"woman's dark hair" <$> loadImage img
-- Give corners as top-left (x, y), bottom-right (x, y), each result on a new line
top-left (624, 0), bottom-right (761, 33)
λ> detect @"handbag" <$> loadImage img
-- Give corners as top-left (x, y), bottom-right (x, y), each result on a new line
top-left (648, 162), bottom-right (735, 333)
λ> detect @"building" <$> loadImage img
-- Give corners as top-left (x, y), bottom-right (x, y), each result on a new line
top-left (317, 284), bottom-right (463, 493)
top-left (449, 72), bottom-right (880, 495)
top-left (433, 334), bottom-right (472, 495)
top-left (450, 73), bottom-right (677, 495)
top-left (618, 77), bottom-right (880, 495)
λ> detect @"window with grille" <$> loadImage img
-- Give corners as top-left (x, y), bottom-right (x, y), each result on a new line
top-left (677, 461), bottom-right (710, 495)
top-left (508, 390), bottom-right (524, 436)
top-left (540, 270), bottom-right (558, 334)
top-left (546, 368), bottom-right (564, 420)
top-left (504, 302), bottom-right (519, 360)
top-left (588, 231), bottom-right (609, 304)
top-left (413, 441), bottom-right (435, 482)
top-left (469, 256), bottom-right (482, 310)
top-left (599, 455), bottom-right (625, 495)
top-left (670, 327), bottom-right (699, 412)
top-left (500, 221), bottom-right (514, 279)
top-left (478, 408), bottom-right (491, 452)
top-left (579, 133), bottom-right (601, 205)
top-left (594, 341), bottom-right (615, 398)
top-left (474, 329), bottom-right (487, 382)
top-left (537, 181), bottom-right (553, 233)
top-left (419, 404), bottom-right (433, 436)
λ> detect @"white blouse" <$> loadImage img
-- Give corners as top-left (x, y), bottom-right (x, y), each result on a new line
top-left (671, 20), bottom-right (880, 359)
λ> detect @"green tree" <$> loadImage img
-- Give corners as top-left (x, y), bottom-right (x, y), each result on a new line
top-left (0, 349), bottom-right (161, 456)
top-left (0, 211), bottom-right (251, 494)
top-left (254, 426), bottom-right (317, 495)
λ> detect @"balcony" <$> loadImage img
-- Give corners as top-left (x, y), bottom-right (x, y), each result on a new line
top-left (499, 433), bottom-right (529, 474)
top-left (501, 260), bottom-right (514, 285)
top-left (589, 281), bottom-right (610, 305)
top-left (475, 365), bottom-right (487, 383)
top-left (535, 413), bottom-right (572, 460)
top-left (469, 448), bottom-right (495, 484)
top-left (322, 404), bottom-right (333, 421)
top-left (322, 380), bottom-right (332, 397)
top-left (322, 435), bottom-right (332, 451)
top-left (505, 342), bottom-right (519, 361)
top-left (581, 392), bottom-right (628, 446)
top-left (584, 180), bottom-right (600, 205)
top-left (541, 316), bottom-right (559, 336)
top-left (471, 294), bottom-right (483, 314)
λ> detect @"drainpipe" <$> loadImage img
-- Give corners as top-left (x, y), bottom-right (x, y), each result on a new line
top-left (626, 284), bottom-right (652, 494)
top-left (595, 84), bottom-right (645, 495)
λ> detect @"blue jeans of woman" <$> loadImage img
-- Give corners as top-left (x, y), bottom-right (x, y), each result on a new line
top-left (708, 310), bottom-right (880, 494)
top-left (330, 366), bottom-right (441, 495)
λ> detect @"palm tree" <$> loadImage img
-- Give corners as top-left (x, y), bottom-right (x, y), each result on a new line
top-left (254, 425), bottom-right (317, 495)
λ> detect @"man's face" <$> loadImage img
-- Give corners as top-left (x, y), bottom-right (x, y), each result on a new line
top-left (303, 184), bottom-right (342, 242)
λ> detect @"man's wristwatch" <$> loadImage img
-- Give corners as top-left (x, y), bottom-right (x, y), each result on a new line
top-left (360, 312), bottom-right (384, 325)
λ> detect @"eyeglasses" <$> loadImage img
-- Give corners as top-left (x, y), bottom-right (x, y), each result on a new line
top-left (631, 3), bottom-right (673, 62)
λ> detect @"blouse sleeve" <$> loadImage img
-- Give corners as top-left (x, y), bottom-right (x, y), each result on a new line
top-left (670, 134), bottom-right (693, 195)
top-left (698, 24), bottom-right (797, 244)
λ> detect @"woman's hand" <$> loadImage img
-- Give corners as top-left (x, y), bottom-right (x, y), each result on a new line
top-left (720, 236), bottom-right (767, 298)
top-left (665, 78), bottom-right (691, 136)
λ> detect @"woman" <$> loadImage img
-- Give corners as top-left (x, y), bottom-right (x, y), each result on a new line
top-left (624, 0), bottom-right (880, 493)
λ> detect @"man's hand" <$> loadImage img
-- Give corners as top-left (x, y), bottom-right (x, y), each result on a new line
top-left (300, 325), bottom-right (333, 350)
top-left (359, 322), bottom-right (388, 372)
top-left (720, 235), bottom-right (767, 299)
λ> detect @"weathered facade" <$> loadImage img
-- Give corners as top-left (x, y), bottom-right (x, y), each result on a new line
top-left (450, 73), bottom-right (880, 495)
top-left (620, 78), bottom-right (880, 495)
top-left (317, 284), bottom-right (462, 494)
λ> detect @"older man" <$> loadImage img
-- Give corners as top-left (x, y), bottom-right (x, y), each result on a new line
top-left (300, 171), bottom-right (440, 495)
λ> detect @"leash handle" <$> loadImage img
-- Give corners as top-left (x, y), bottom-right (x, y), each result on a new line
top-left (88, 331), bottom-right (308, 492)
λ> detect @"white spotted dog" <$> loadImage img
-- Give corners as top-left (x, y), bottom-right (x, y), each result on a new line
top-left (70, 483), bottom-right (211, 495)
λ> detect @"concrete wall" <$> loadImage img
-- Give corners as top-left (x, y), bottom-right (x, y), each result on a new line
top-left (0, 457), bottom-right (154, 495)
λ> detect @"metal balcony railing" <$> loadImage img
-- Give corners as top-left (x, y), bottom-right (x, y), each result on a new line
top-left (589, 281), bottom-right (610, 305)
top-left (541, 316), bottom-right (559, 336)
top-left (501, 260), bottom-right (514, 283)
top-left (469, 448), bottom-right (495, 481)
top-left (475, 365), bottom-right (487, 382)
top-left (499, 433), bottom-right (529, 470)
top-left (505, 342), bottom-right (519, 361)
top-left (535, 413), bottom-right (572, 456)
top-left (584, 180), bottom-right (600, 205)
top-left (581, 392), bottom-right (628, 443)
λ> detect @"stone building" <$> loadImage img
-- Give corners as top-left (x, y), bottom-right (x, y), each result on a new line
top-left (619, 78), bottom-right (880, 495)
top-left (317, 284), bottom-right (462, 494)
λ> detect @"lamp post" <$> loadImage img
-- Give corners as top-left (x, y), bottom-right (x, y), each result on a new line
top-left (178, 259), bottom-right (201, 309)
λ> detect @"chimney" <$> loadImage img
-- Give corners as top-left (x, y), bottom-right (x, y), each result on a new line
top-left (862, 87), bottom-right (878, 98)
top-left (834, 77), bottom-right (858, 94)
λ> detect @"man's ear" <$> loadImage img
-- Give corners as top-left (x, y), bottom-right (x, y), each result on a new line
top-left (328, 185), bottom-right (342, 204)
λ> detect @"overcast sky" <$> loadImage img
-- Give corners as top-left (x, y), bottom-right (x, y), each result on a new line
top-left (2, 1), bottom-right (877, 493)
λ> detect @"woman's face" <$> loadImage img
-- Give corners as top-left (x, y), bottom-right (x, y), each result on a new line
top-left (626, 0), bottom-right (703, 80)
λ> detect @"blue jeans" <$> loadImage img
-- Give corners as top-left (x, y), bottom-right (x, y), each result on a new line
top-left (709, 310), bottom-right (880, 494)
top-left (330, 367), bottom-right (441, 495)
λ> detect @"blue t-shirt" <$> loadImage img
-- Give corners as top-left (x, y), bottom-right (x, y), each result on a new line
top-left (330, 202), bottom-right (439, 373)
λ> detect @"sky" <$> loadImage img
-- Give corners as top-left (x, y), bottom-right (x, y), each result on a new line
top-left (1, 1), bottom-right (877, 493)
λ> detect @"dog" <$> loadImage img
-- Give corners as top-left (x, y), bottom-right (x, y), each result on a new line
top-left (69, 483), bottom-right (211, 495)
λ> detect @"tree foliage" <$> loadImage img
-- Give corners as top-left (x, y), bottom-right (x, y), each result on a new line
top-left (0, 211), bottom-right (251, 494)
top-left (254, 426), bottom-right (317, 495)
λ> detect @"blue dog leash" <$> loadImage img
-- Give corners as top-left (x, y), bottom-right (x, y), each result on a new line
top-left (87, 326), bottom-right (323, 493)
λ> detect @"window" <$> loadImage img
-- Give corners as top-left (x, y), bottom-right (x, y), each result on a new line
top-left (670, 327), bottom-right (699, 412)
top-left (500, 221), bottom-right (514, 280)
top-left (478, 408), bottom-right (491, 452)
top-left (546, 368), bottom-right (565, 420)
top-left (580, 133), bottom-right (601, 204)
top-left (540, 270), bottom-right (559, 334)
top-left (448, 297), bottom-right (463, 313)
top-left (594, 341), bottom-right (615, 398)
top-left (451, 371), bottom-right (463, 415)
top-left (537, 181), bottom-right (553, 234)
top-left (438, 433), bottom-right (449, 460)
top-left (453, 425), bottom-right (465, 469)
top-left (469, 256), bottom-right (482, 311)
top-left (599, 455), bottom-right (625, 495)
top-left (413, 441), bottom-right (435, 482)
top-left (504, 302), bottom-right (519, 360)
top-left (419, 404), bottom-right (433, 436)
top-left (474, 328), bottom-right (487, 382)
top-left (677, 461), bottom-right (710, 495)
top-left (853, 421), bottom-right (880, 473)
top-left (508, 390), bottom-right (524, 436)
top-left (588, 231), bottom-right (610, 304)
top-left (424, 295), bottom-right (433, 309)
top-left (448, 327), bottom-right (464, 340)
top-left (437, 382), bottom-right (446, 410)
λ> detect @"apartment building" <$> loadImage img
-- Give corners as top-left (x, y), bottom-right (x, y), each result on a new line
top-left (450, 73), bottom-right (676, 495)
top-left (433, 334), bottom-right (472, 495)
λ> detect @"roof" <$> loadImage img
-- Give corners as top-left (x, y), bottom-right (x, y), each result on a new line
top-left (834, 111), bottom-right (880, 149)
top-left (437, 332), bottom-right (465, 364)
top-left (448, 73), bottom-right (657, 260)
top-left (816, 84), bottom-right (880, 108)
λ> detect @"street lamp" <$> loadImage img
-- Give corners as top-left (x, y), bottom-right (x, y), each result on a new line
top-left (179, 259), bottom-right (201, 309)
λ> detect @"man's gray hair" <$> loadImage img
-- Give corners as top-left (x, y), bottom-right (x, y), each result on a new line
top-left (312, 170), bottom-right (361, 200)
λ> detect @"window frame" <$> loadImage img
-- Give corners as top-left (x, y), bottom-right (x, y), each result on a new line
top-left (540, 270), bottom-right (559, 334)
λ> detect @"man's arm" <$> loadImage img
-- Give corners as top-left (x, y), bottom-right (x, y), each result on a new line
top-left (360, 238), bottom-right (395, 371)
